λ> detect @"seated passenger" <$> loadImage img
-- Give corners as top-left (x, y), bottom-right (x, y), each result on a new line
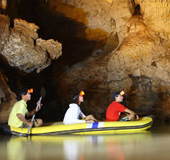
top-left (63, 91), bottom-right (97, 124)
top-left (8, 88), bottom-right (43, 128)
top-left (106, 90), bottom-right (139, 121)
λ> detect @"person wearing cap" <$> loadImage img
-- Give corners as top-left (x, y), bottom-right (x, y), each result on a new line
top-left (63, 91), bottom-right (97, 124)
top-left (106, 91), bottom-right (139, 121)
top-left (8, 88), bottom-right (43, 128)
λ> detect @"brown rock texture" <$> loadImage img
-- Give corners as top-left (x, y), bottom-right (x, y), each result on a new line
top-left (0, 14), bottom-right (9, 52)
top-left (56, 0), bottom-right (170, 119)
top-left (0, 14), bottom-right (62, 122)
top-left (0, 71), bottom-right (16, 123)
top-left (0, 15), bottom-right (62, 73)
top-left (0, 0), bottom-right (170, 122)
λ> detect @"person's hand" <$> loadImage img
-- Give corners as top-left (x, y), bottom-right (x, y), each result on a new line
top-left (135, 114), bottom-right (139, 120)
top-left (36, 101), bottom-right (43, 112)
top-left (27, 121), bottom-right (33, 127)
top-left (86, 120), bottom-right (95, 123)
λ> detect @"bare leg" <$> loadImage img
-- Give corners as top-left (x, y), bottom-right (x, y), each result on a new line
top-left (127, 114), bottom-right (136, 121)
top-left (36, 119), bottom-right (43, 127)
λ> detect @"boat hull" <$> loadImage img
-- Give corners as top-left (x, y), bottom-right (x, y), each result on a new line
top-left (8, 116), bottom-right (153, 136)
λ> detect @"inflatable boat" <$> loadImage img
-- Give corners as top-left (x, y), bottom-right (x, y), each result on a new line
top-left (0, 116), bottom-right (153, 136)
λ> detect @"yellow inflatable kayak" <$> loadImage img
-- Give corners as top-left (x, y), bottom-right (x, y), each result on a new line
top-left (8, 116), bottom-right (153, 136)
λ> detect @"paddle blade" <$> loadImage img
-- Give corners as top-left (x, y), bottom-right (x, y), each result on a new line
top-left (40, 87), bottom-right (46, 98)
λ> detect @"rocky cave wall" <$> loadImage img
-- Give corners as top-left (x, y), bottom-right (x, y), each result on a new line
top-left (0, 11), bottom-right (62, 122)
top-left (55, 0), bottom-right (170, 120)
top-left (0, 0), bottom-right (170, 122)
top-left (0, 14), bottom-right (62, 73)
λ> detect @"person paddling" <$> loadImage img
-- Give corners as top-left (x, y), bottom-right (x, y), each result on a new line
top-left (8, 88), bottom-right (43, 128)
top-left (106, 90), bottom-right (139, 121)
top-left (63, 90), bottom-right (97, 124)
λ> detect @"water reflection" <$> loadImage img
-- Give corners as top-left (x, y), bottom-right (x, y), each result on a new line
top-left (4, 131), bottom-right (153, 160)
top-left (7, 137), bottom-right (26, 160)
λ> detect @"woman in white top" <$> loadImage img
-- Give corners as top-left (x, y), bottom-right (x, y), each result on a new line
top-left (63, 91), bottom-right (97, 124)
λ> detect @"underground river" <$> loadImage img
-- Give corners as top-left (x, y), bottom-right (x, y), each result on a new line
top-left (1, 122), bottom-right (170, 160)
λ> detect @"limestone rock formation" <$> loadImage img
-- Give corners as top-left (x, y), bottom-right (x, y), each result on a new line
top-left (0, 15), bottom-right (62, 73)
top-left (0, 0), bottom-right (170, 122)
top-left (0, 13), bottom-right (62, 122)
top-left (0, 14), bottom-right (9, 53)
top-left (56, 0), bottom-right (170, 120)
top-left (0, 71), bottom-right (16, 123)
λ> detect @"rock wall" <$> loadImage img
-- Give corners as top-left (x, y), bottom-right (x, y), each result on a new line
top-left (56, 0), bottom-right (170, 120)
top-left (0, 13), bottom-right (62, 122)
top-left (107, 0), bottom-right (170, 118)
top-left (0, 0), bottom-right (170, 122)
top-left (0, 14), bottom-right (62, 73)
top-left (0, 71), bottom-right (16, 123)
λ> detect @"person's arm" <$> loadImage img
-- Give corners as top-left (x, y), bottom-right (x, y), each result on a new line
top-left (26, 109), bottom-right (36, 118)
top-left (26, 101), bottom-right (42, 117)
top-left (17, 113), bottom-right (33, 126)
top-left (79, 110), bottom-right (86, 119)
top-left (124, 108), bottom-right (139, 120)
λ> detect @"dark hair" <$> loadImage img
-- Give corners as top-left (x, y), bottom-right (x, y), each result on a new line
top-left (71, 90), bottom-right (85, 105)
top-left (16, 88), bottom-right (28, 101)
top-left (112, 91), bottom-right (121, 101)
top-left (72, 94), bottom-right (79, 104)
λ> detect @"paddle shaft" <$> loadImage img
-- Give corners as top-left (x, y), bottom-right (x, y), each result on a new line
top-left (26, 96), bottom-right (42, 135)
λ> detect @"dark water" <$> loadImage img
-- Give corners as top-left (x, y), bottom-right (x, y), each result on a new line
top-left (1, 124), bottom-right (170, 160)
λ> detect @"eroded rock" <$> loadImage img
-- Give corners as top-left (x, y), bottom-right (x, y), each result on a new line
top-left (0, 71), bottom-right (16, 123)
top-left (0, 0), bottom-right (170, 122)
top-left (56, 0), bottom-right (170, 120)
top-left (1, 17), bottom-right (62, 73)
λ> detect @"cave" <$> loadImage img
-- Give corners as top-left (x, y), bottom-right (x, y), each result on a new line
top-left (0, 0), bottom-right (170, 123)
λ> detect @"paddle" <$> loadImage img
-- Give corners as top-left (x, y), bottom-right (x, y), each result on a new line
top-left (26, 87), bottom-right (46, 136)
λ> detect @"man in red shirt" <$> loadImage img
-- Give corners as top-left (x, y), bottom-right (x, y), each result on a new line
top-left (106, 91), bottom-right (139, 121)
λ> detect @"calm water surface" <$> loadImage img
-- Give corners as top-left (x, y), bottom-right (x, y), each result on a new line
top-left (1, 123), bottom-right (170, 160)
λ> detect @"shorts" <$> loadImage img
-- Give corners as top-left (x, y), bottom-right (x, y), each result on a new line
top-left (21, 119), bottom-right (38, 128)
top-left (119, 116), bottom-right (130, 121)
